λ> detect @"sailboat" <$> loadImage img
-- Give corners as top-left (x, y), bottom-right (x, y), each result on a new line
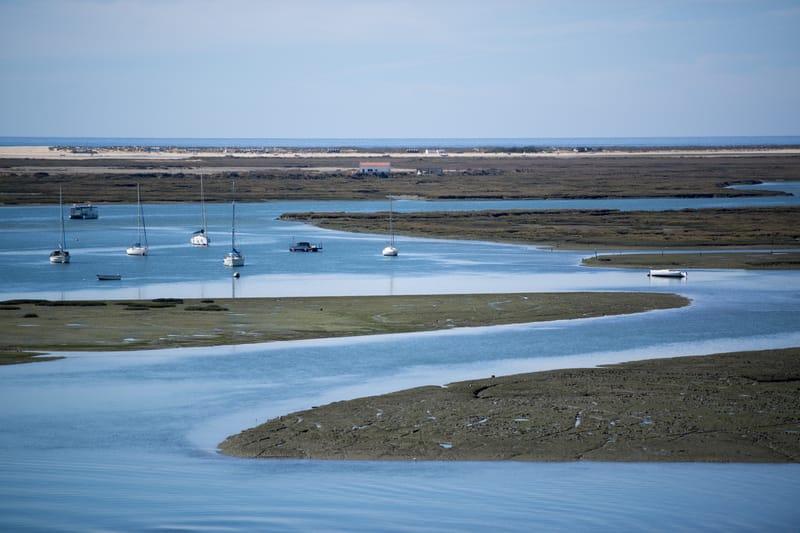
top-left (49, 187), bottom-right (70, 264)
top-left (126, 183), bottom-right (149, 256)
top-left (381, 198), bottom-right (398, 257)
top-left (223, 180), bottom-right (244, 267)
top-left (191, 175), bottom-right (209, 246)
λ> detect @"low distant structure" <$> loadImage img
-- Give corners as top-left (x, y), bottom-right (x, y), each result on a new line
top-left (416, 168), bottom-right (444, 175)
top-left (358, 162), bottom-right (392, 175)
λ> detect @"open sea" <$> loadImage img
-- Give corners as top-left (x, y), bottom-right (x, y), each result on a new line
top-left (0, 154), bottom-right (799, 531)
top-left (2, 135), bottom-right (800, 149)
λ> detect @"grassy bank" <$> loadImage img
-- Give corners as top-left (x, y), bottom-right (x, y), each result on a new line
top-left (582, 251), bottom-right (800, 270)
top-left (281, 206), bottom-right (800, 251)
top-left (0, 292), bottom-right (688, 364)
top-left (219, 347), bottom-right (800, 463)
top-left (1, 154), bottom-right (797, 204)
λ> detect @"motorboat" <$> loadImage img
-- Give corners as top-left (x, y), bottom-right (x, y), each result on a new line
top-left (69, 203), bottom-right (98, 220)
top-left (96, 274), bottom-right (122, 281)
top-left (290, 241), bottom-right (322, 252)
top-left (648, 269), bottom-right (687, 278)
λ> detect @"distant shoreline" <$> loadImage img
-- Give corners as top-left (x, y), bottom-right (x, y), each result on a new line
top-left (2, 144), bottom-right (800, 160)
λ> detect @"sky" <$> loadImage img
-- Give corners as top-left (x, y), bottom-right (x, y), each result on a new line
top-left (1, 0), bottom-right (798, 139)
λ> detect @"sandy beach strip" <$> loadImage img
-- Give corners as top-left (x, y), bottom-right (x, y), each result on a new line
top-left (3, 145), bottom-right (800, 160)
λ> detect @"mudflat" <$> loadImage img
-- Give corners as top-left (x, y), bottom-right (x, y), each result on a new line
top-left (219, 347), bottom-right (800, 463)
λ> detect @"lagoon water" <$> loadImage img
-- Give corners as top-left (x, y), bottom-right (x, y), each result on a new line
top-left (1, 190), bottom-right (799, 531)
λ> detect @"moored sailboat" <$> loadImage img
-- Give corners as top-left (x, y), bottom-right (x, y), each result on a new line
top-left (191, 175), bottom-right (209, 246)
top-left (126, 183), bottom-right (149, 256)
top-left (49, 187), bottom-right (70, 264)
top-left (223, 180), bottom-right (244, 267)
top-left (382, 198), bottom-right (398, 257)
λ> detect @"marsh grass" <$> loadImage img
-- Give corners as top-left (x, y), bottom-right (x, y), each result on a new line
top-left (2, 154), bottom-right (798, 204)
top-left (0, 293), bottom-right (688, 363)
top-left (583, 251), bottom-right (800, 269)
top-left (281, 207), bottom-right (800, 251)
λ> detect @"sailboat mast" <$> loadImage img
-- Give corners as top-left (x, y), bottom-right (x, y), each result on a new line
top-left (388, 198), bottom-right (394, 246)
top-left (141, 186), bottom-right (148, 246)
top-left (200, 175), bottom-right (207, 234)
top-left (135, 184), bottom-right (142, 243)
top-left (58, 187), bottom-right (66, 251)
top-left (231, 180), bottom-right (236, 249)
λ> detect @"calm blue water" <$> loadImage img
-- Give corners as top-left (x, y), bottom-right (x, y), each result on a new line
top-left (1, 192), bottom-right (799, 531)
top-left (2, 135), bottom-right (800, 148)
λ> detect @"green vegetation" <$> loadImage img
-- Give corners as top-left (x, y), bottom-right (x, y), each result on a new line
top-left (281, 206), bottom-right (800, 251)
top-left (1, 154), bottom-right (797, 204)
top-left (583, 251), bottom-right (800, 270)
top-left (0, 293), bottom-right (688, 363)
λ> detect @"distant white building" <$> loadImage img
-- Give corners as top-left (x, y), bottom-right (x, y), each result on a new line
top-left (358, 162), bottom-right (392, 175)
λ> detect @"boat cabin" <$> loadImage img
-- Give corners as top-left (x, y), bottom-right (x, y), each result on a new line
top-left (69, 203), bottom-right (99, 219)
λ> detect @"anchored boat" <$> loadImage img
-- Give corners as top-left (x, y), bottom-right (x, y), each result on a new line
top-left (69, 203), bottom-right (98, 220)
top-left (191, 175), bottom-right (209, 246)
top-left (49, 188), bottom-right (70, 264)
top-left (290, 241), bottom-right (322, 252)
top-left (381, 198), bottom-right (398, 257)
top-left (648, 269), bottom-right (687, 278)
top-left (126, 183), bottom-right (148, 256)
top-left (223, 180), bottom-right (244, 267)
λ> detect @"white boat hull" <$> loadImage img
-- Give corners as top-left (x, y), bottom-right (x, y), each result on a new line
top-left (49, 251), bottom-right (70, 264)
top-left (191, 234), bottom-right (209, 246)
top-left (648, 269), bottom-right (686, 278)
top-left (126, 245), bottom-right (148, 256)
top-left (223, 251), bottom-right (244, 267)
top-left (382, 246), bottom-right (398, 257)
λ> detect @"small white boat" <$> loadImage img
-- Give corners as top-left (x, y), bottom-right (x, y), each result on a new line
top-left (648, 269), bottom-right (687, 278)
top-left (224, 249), bottom-right (244, 267)
top-left (191, 175), bottom-right (209, 246)
top-left (191, 229), bottom-right (208, 247)
top-left (49, 188), bottom-right (70, 264)
top-left (223, 180), bottom-right (244, 267)
top-left (96, 274), bottom-right (122, 281)
top-left (126, 184), bottom-right (149, 256)
top-left (382, 198), bottom-right (398, 257)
